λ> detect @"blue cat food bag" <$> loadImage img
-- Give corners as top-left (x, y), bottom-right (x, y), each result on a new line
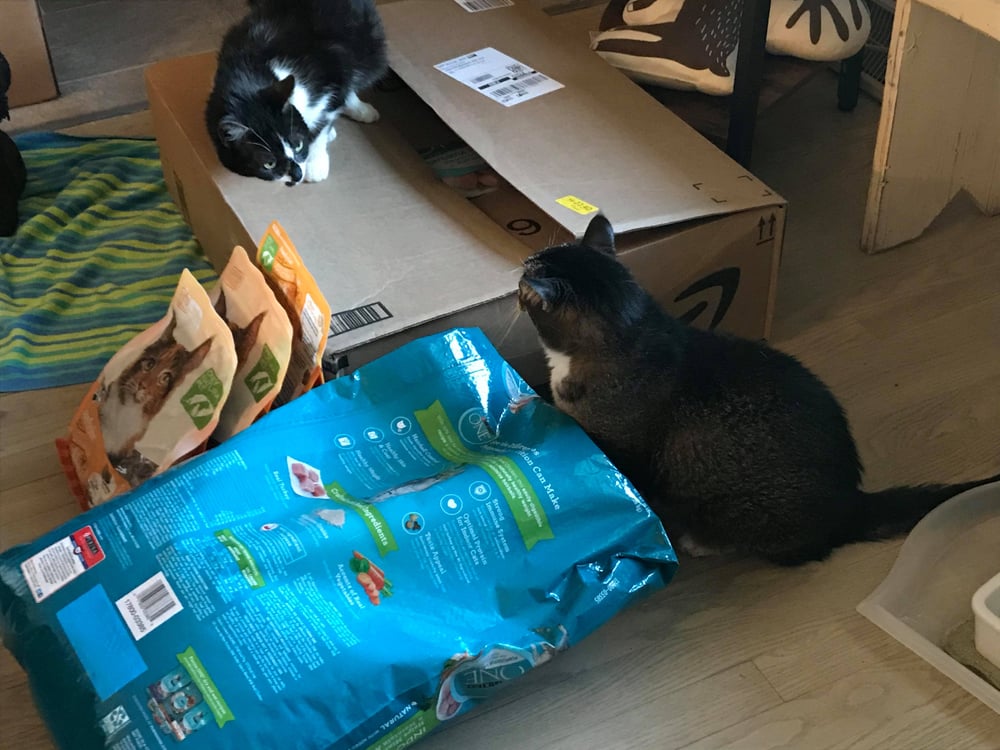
top-left (1, 328), bottom-right (677, 750)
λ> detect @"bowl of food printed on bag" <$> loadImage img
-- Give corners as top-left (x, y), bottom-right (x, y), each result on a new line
top-left (350, 550), bottom-right (393, 606)
top-left (287, 456), bottom-right (327, 498)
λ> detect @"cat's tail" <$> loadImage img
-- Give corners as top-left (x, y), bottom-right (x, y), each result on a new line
top-left (852, 472), bottom-right (1000, 541)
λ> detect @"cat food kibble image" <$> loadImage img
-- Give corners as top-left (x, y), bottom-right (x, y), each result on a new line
top-left (57, 270), bottom-right (238, 508)
top-left (287, 456), bottom-right (327, 498)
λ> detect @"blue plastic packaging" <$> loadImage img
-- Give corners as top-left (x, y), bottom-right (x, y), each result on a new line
top-left (1, 328), bottom-right (677, 750)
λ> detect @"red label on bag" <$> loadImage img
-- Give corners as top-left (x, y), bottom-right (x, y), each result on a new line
top-left (71, 526), bottom-right (105, 569)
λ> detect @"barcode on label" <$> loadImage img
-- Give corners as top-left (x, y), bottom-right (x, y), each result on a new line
top-left (455, 0), bottom-right (513, 12)
top-left (115, 572), bottom-right (182, 641)
top-left (489, 74), bottom-right (549, 100)
top-left (436, 48), bottom-right (564, 108)
top-left (328, 302), bottom-right (393, 337)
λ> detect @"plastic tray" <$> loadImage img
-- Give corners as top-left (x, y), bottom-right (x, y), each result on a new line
top-left (973, 571), bottom-right (1000, 671)
top-left (857, 481), bottom-right (1000, 714)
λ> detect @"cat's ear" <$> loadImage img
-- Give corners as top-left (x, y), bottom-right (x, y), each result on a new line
top-left (182, 338), bottom-right (213, 376)
top-left (270, 75), bottom-right (295, 107)
top-left (159, 312), bottom-right (178, 341)
top-left (213, 288), bottom-right (227, 319)
top-left (523, 278), bottom-right (556, 312)
top-left (218, 115), bottom-right (249, 144)
top-left (582, 214), bottom-right (616, 257)
top-left (246, 311), bottom-right (266, 340)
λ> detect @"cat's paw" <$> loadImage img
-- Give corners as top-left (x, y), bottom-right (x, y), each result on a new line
top-left (302, 151), bottom-right (330, 183)
top-left (344, 99), bottom-right (380, 124)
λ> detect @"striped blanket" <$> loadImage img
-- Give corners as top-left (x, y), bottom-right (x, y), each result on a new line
top-left (0, 133), bottom-right (217, 392)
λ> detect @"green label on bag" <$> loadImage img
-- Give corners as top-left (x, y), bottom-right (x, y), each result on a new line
top-left (259, 235), bottom-right (279, 271)
top-left (245, 344), bottom-right (280, 402)
top-left (326, 482), bottom-right (399, 556)
top-left (214, 529), bottom-right (265, 589)
top-left (176, 647), bottom-right (235, 728)
top-left (415, 400), bottom-right (554, 551)
top-left (181, 368), bottom-right (224, 429)
top-left (364, 708), bottom-right (440, 750)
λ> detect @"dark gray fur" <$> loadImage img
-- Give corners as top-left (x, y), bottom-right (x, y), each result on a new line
top-left (519, 214), bottom-right (999, 565)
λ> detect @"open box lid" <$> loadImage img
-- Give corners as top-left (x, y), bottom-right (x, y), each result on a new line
top-left (378, 0), bottom-right (782, 237)
top-left (145, 53), bottom-right (531, 355)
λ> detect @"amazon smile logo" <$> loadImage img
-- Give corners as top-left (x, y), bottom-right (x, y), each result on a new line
top-left (674, 267), bottom-right (740, 330)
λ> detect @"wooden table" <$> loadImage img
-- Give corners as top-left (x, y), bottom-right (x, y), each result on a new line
top-left (862, 0), bottom-right (1000, 252)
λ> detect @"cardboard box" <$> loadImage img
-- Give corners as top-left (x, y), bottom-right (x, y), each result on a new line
top-left (145, 0), bottom-right (784, 387)
top-left (0, 0), bottom-right (58, 109)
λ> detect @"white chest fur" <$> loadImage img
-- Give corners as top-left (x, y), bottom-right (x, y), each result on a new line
top-left (99, 383), bottom-right (146, 455)
top-left (269, 62), bottom-right (331, 129)
top-left (543, 346), bottom-right (572, 407)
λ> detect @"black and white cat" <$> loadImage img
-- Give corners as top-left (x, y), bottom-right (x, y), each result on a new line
top-left (205, 0), bottom-right (388, 184)
top-left (519, 214), bottom-right (1000, 566)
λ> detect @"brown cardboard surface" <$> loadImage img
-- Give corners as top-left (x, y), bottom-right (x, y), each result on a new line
top-left (147, 53), bottom-right (532, 357)
top-left (0, 0), bottom-right (58, 108)
top-left (379, 0), bottom-right (778, 237)
top-left (145, 1), bottom-right (785, 386)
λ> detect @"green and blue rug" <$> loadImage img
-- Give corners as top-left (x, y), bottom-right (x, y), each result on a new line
top-left (0, 133), bottom-right (217, 392)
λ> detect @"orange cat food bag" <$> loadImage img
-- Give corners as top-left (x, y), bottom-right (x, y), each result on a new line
top-left (57, 269), bottom-right (238, 508)
top-left (210, 246), bottom-right (293, 441)
top-left (255, 221), bottom-right (332, 406)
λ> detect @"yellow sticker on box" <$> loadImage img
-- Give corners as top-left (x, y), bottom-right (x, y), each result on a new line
top-left (556, 195), bottom-right (598, 215)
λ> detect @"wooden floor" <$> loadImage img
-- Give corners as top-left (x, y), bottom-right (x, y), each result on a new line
top-left (2, 72), bottom-right (1000, 749)
top-left (7, 0), bottom-right (245, 134)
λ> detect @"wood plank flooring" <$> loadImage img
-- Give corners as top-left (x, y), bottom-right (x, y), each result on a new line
top-left (2, 68), bottom-right (999, 750)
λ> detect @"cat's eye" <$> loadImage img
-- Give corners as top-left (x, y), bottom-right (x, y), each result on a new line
top-left (263, 159), bottom-right (277, 170)
top-left (140, 358), bottom-right (155, 371)
top-left (159, 372), bottom-right (173, 387)
top-left (293, 139), bottom-right (304, 152)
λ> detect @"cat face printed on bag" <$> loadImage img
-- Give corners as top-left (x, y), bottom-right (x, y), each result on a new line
top-left (86, 467), bottom-right (116, 505)
top-left (98, 314), bottom-right (212, 462)
top-left (214, 289), bottom-right (265, 370)
top-left (519, 214), bottom-right (641, 355)
top-left (211, 76), bottom-right (313, 184)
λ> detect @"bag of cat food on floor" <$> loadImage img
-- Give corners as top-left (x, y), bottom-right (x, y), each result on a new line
top-left (255, 220), bottom-right (331, 407)
top-left (210, 246), bottom-right (293, 441)
top-left (57, 269), bottom-right (238, 508)
top-left (6, 328), bottom-right (678, 750)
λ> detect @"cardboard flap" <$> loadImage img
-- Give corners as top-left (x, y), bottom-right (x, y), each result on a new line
top-left (379, 0), bottom-right (780, 237)
top-left (145, 54), bottom-right (531, 354)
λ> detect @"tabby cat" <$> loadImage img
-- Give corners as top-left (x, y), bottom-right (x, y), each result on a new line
top-left (97, 315), bottom-right (212, 472)
top-left (205, 0), bottom-right (388, 184)
top-left (519, 215), bottom-right (1000, 565)
top-left (214, 288), bottom-right (265, 370)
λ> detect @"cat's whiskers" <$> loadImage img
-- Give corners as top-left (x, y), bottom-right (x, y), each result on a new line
top-left (206, 0), bottom-right (387, 182)
top-left (242, 125), bottom-right (273, 154)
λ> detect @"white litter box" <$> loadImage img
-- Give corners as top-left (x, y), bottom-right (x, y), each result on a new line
top-left (858, 481), bottom-right (1000, 714)
top-left (973, 571), bottom-right (1000, 671)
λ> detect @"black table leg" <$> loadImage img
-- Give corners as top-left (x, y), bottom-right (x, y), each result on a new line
top-left (726, 0), bottom-right (773, 167)
top-left (837, 49), bottom-right (864, 111)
